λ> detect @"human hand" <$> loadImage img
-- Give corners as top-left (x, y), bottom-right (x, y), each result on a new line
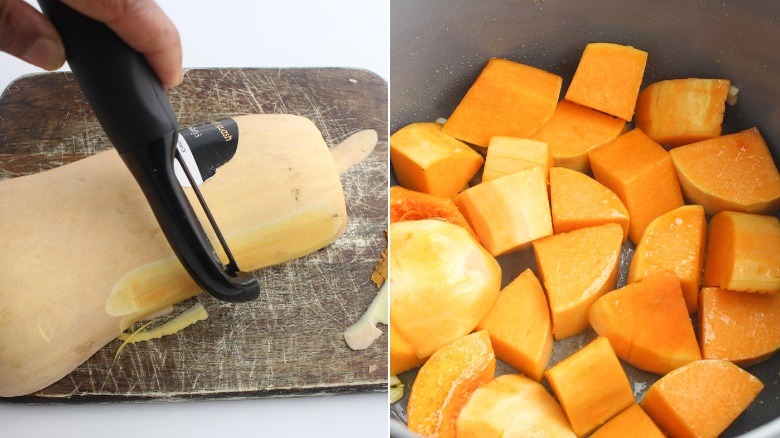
top-left (0, 0), bottom-right (182, 88)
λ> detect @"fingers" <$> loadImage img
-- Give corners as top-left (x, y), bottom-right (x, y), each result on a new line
top-left (0, 0), bottom-right (65, 70)
top-left (61, 0), bottom-right (183, 88)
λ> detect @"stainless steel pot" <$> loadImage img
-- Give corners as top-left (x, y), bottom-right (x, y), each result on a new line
top-left (390, 1), bottom-right (780, 436)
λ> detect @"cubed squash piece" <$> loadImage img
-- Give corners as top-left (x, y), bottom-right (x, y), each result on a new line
top-left (482, 136), bottom-right (551, 181)
top-left (564, 43), bottom-right (648, 121)
top-left (589, 271), bottom-right (701, 375)
top-left (669, 127), bottom-right (780, 215)
top-left (389, 185), bottom-right (477, 240)
top-left (389, 220), bottom-right (501, 359)
top-left (545, 337), bottom-right (635, 437)
top-left (635, 78), bottom-right (731, 148)
top-left (533, 223), bottom-right (622, 340)
top-left (590, 404), bottom-right (665, 438)
top-left (389, 324), bottom-right (425, 376)
top-left (455, 166), bottom-right (552, 256)
top-left (457, 374), bottom-right (576, 438)
top-left (628, 205), bottom-right (706, 312)
top-left (407, 330), bottom-right (496, 438)
top-left (530, 99), bottom-right (626, 172)
top-left (549, 166), bottom-right (630, 241)
top-left (703, 211), bottom-right (780, 293)
top-left (699, 287), bottom-right (780, 366)
top-left (640, 360), bottom-right (764, 438)
top-left (442, 58), bottom-right (562, 147)
top-left (589, 128), bottom-right (684, 244)
top-left (390, 122), bottom-right (484, 197)
top-left (475, 269), bottom-right (553, 382)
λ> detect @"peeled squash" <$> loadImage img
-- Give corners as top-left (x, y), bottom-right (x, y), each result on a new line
top-left (0, 114), bottom-right (356, 397)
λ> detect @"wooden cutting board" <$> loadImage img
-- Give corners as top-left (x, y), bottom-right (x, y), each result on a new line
top-left (0, 68), bottom-right (388, 402)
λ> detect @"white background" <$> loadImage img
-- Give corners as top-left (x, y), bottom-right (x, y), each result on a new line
top-left (0, 1), bottom-right (389, 437)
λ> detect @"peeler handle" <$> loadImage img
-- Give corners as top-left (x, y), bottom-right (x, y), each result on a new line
top-left (39, 0), bottom-right (260, 302)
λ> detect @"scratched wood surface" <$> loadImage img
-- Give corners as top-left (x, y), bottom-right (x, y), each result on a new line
top-left (0, 68), bottom-right (388, 402)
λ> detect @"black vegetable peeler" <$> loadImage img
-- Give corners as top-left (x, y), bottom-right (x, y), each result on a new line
top-left (38, 0), bottom-right (260, 302)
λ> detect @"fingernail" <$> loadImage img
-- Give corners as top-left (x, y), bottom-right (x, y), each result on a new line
top-left (22, 38), bottom-right (65, 71)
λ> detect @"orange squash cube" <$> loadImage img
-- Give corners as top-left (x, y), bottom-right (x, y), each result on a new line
top-left (545, 337), bottom-right (635, 437)
top-left (699, 287), bottom-right (780, 366)
top-left (635, 78), bottom-right (731, 148)
top-left (457, 374), bottom-right (576, 438)
top-left (702, 211), bottom-right (780, 294)
top-left (589, 128), bottom-right (684, 244)
top-left (533, 223), bottom-right (623, 339)
top-left (640, 360), bottom-right (764, 438)
top-left (589, 271), bottom-right (701, 374)
top-left (628, 205), bottom-right (707, 312)
top-left (669, 127), bottom-right (780, 216)
top-left (407, 330), bottom-right (496, 438)
top-left (590, 404), bottom-right (665, 438)
top-left (530, 99), bottom-right (626, 172)
top-left (565, 43), bottom-right (648, 121)
top-left (482, 136), bottom-right (551, 182)
top-left (455, 166), bottom-right (552, 256)
top-left (442, 58), bottom-right (562, 147)
top-left (389, 324), bottom-right (425, 376)
top-left (476, 269), bottom-right (553, 382)
top-left (549, 166), bottom-right (630, 241)
top-left (390, 122), bottom-right (484, 197)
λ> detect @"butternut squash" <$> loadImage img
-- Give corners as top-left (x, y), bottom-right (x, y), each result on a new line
top-left (564, 43), bottom-right (648, 121)
top-left (456, 374), bottom-right (576, 438)
top-left (590, 404), bottom-right (665, 438)
top-left (482, 136), bottom-right (551, 182)
top-left (530, 99), bottom-right (626, 172)
top-left (628, 205), bottom-right (707, 312)
top-left (389, 185), bottom-right (477, 240)
top-left (389, 219), bottom-right (501, 359)
top-left (669, 127), bottom-right (780, 216)
top-left (442, 58), bottom-right (562, 147)
top-left (390, 122), bottom-right (484, 197)
top-left (407, 330), bottom-right (496, 438)
top-left (702, 211), bottom-right (780, 294)
top-left (545, 336), bottom-right (635, 437)
top-left (533, 223), bottom-right (623, 340)
top-left (589, 271), bottom-right (701, 375)
top-left (589, 128), bottom-right (684, 243)
top-left (640, 360), bottom-right (764, 438)
top-left (475, 269), bottom-right (553, 382)
top-left (0, 115), bottom-right (367, 397)
top-left (635, 78), bottom-right (731, 148)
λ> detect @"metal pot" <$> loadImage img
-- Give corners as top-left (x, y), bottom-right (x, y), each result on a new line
top-left (390, 0), bottom-right (780, 436)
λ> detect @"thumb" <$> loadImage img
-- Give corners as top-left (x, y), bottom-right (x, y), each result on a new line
top-left (0, 0), bottom-right (65, 70)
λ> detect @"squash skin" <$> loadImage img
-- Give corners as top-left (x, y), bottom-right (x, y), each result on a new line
top-left (0, 114), bottom-right (347, 397)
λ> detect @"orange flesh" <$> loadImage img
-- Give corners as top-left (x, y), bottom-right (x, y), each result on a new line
top-left (533, 223), bottom-right (623, 340)
top-left (702, 211), bottom-right (780, 294)
top-left (390, 324), bottom-right (425, 376)
top-left (475, 269), bottom-right (553, 382)
top-left (482, 136), bottom-right (551, 181)
top-left (700, 286), bottom-right (780, 366)
top-left (442, 58), bottom-right (562, 147)
top-left (635, 78), bottom-right (730, 148)
top-left (669, 127), bottom-right (780, 216)
top-left (589, 271), bottom-right (701, 375)
top-left (390, 122), bottom-right (484, 197)
top-left (640, 360), bottom-right (764, 438)
top-left (530, 99), bottom-right (626, 172)
top-left (589, 128), bottom-right (684, 244)
top-left (406, 330), bottom-right (496, 438)
top-left (590, 404), bottom-right (665, 438)
top-left (389, 185), bottom-right (478, 240)
top-left (454, 166), bottom-right (552, 256)
top-left (564, 42), bottom-right (648, 121)
top-left (549, 166), bottom-right (630, 241)
top-left (628, 205), bottom-right (707, 312)
top-left (545, 337), bottom-right (635, 437)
